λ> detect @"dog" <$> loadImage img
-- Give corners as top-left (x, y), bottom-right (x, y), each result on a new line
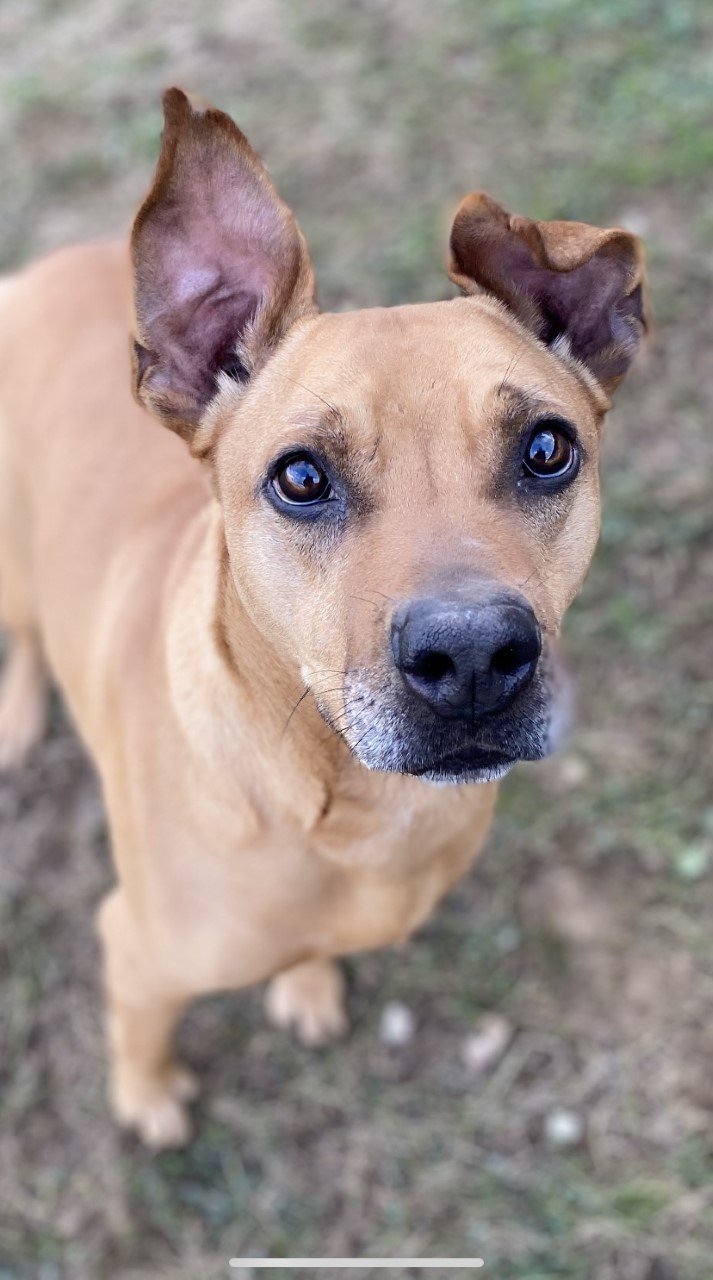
top-left (0, 89), bottom-right (647, 1147)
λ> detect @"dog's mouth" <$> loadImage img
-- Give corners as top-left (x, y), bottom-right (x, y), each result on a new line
top-left (410, 744), bottom-right (517, 783)
top-left (315, 643), bottom-right (568, 785)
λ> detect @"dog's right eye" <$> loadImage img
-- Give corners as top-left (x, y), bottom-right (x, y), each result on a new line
top-left (271, 452), bottom-right (333, 505)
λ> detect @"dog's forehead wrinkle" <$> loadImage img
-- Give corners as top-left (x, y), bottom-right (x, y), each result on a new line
top-left (276, 302), bottom-right (593, 443)
top-left (230, 298), bottom-right (598, 456)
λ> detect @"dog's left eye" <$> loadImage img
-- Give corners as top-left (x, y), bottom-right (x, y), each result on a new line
top-left (522, 420), bottom-right (578, 480)
top-left (272, 452), bottom-right (332, 505)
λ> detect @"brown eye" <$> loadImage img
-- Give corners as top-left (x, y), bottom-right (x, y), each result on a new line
top-left (523, 421), bottom-right (577, 479)
top-left (272, 453), bottom-right (332, 504)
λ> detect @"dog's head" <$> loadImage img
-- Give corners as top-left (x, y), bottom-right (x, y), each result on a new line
top-left (130, 89), bottom-right (648, 783)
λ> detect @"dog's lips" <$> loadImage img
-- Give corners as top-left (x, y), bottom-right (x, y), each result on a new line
top-left (410, 743), bottom-right (517, 781)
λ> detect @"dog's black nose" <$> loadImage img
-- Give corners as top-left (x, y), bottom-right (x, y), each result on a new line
top-left (391, 594), bottom-right (541, 720)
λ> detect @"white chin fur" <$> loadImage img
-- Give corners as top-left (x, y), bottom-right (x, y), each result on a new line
top-left (418, 760), bottom-right (516, 786)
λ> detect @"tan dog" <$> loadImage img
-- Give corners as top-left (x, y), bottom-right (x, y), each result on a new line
top-left (0, 90), bottom-right (647, 1147)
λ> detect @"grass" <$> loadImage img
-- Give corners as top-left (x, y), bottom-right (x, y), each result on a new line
top-left (2, 1), bottom-right (713, 1277)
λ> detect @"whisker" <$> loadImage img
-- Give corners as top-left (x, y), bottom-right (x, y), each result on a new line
top-left (350, 595), bottom-right (385, 610)
top-left (345, 721), bottom-right (377, 757)
top-left (497, 347), bottom-right (528, 397)
top-left (269, 369), bottom-right (340, 416)
top-left (281, 686), bottom-right (312, 737)
top-left (517, 567), bottom-right (537, 591)
top-left (361, 588), bottom-right (396, 604)
top-left (327, 711), bottom-right (356, 735)
top-left (308, 666), bottom-right (359, 679)
top-left (282, 681), bottom-right (349, 738)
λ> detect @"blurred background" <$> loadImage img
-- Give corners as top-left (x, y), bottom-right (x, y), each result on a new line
top-left (1, 2), bottom-right (712, 1277)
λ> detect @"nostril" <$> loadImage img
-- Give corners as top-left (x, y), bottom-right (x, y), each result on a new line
top-left (491, 635), bottom-right (540, 677)
top-left (407, 649), bottom-right (455, 684)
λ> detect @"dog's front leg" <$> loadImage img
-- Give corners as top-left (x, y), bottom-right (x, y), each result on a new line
top-left (96, 888), bottom-right (199, 1149)
top-left (264, 957), bottom-right (349, 1046)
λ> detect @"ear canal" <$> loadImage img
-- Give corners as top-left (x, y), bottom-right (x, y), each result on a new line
top-left (130, 88), bottom-right (316, 443)
top-left (449, 192), bottom-right (649, 394)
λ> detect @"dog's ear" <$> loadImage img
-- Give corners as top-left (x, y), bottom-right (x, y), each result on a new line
top-left (131, 88), bottom-right (316, 441)
top-left (449, 193), bottom-right (648, 394)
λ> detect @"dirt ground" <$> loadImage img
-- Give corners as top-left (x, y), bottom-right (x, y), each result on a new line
top-left (1, 2), bottom-right (713, 1278)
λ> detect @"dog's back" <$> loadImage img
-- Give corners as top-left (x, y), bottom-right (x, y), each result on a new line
top-left (0, 240), bottom-right (198, 513)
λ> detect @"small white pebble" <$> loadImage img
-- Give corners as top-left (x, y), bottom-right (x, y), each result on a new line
top-left (675, 842), bottom-right (711, 882)
top-left (496, 924), bottom-right (521, 954)
top-left (544, 1107), bottom-right (584, 1149)
top-left (558, 754), bottom-right (590, 789)
top-left (462, 1013), bottom-right (513, 1074)
top-left (379, 1000), bottom-right (415, 1046)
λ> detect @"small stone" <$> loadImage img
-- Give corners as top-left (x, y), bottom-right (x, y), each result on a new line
top-left (674, 842), bottom-right (711, 882)
top-left (462, 1013), bottom-right (513, 1074)
top-left (544, 1107), bottom-right (584, 1149)
top-left (379, 1000), bottom-right (415, 1046)
top-left (496, 924), bottom-right (521, 954)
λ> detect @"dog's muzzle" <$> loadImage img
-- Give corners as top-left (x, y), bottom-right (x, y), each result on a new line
top-left (323, 586), bottom-right (564, 784)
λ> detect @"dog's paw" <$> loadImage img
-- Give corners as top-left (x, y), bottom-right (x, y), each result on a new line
top-left (265, 959), bottom-right (349, 1047)
top-left (111, 1064), bottom-right (199, 1149)
top-left (0, 643), bottom-right (46, 770)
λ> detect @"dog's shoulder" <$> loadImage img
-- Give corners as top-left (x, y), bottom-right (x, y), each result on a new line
top-left (6, 239), bottom-right (130, 322)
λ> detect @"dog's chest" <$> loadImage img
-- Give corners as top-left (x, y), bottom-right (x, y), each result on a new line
top-left (146, 777), bottom-right (497, 991)
top-left (300, 781), bottom-right (497, 954)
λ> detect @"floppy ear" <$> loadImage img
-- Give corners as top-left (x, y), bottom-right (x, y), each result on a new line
top-left (131, 88), bottom-right (316, 441)
top-left (449, 193), bottom-right (648, 394)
